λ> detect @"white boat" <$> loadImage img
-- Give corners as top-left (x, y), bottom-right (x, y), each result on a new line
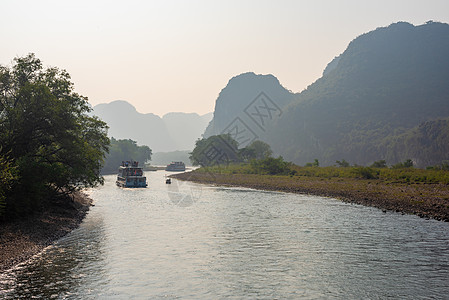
top-left (165, 161), bottom-right (186, 172)
top-left (116, 161), bottom-right (147, 188)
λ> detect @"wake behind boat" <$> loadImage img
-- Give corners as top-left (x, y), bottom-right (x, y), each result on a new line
top-left (116, 160), bottom-right (148, 188)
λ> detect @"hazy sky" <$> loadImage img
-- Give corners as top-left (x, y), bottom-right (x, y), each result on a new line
top-left (2, 0), bottom-right (449, 116)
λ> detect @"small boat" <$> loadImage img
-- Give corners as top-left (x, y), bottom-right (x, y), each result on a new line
top-left (116, 160), bottom-right (147, 188)
top-left (165, 161), bottom-right (186, 172)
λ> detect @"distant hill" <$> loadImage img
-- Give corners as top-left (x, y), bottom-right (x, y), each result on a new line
top-left (268, 21), bottom-right (449, 167)
top-left (204, 22), bottom-right (449, 167)
top-left (204, 72), bottom-right (296, 147)
top-left (163, 112), bottom-right (212, 150)
top-left (93, 101), bottom-right (212, 152)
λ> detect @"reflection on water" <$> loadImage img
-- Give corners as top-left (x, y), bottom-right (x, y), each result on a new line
top-left (1, 171), bottom-right (449, 299)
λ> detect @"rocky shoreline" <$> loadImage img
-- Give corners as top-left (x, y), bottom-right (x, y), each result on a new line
top-left (0, 192), bottom-right (92, 273)
top-left (172, 171), bottom-right (449, 222)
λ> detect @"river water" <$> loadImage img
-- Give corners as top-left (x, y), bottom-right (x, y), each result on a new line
top-left (1, 171), bottom-right (449, 299)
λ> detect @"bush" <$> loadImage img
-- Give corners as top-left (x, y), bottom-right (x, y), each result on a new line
top-left (371, 160), bottom-right (387, 168)
top-left (392, 159), bottom-right (414, 169)
top-left (336, 159), bottom-right (350, 167)
top-left (352, 167), bottom-right (379, 179)
top-left (250, 157), bottom-right (293, 175)
top-left (305, 159), bottom-right (319, 167)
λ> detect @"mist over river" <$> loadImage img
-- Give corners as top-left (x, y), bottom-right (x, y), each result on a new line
top-left (1, 171), bottom-right (449, 299)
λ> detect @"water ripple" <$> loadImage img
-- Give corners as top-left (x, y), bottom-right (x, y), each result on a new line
top-left (1, 172), bottom-right (449, 299)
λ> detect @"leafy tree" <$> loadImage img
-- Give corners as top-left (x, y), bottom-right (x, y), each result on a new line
top-left (250, 156), bottom-right (294, 175)
top-left (0, 153), bottom-right (18, 217)
top-left (0, 54), bottom-right (109, 218)
top-left (238, 147), bottom-right (256, 162)
top-left (305, 159), bottom-right (320, 167)
top-left (102, 138), bottom-right (152, 174)
top-left (370, 160), bottom-right (387, 168)
top-left (352, 167), bottom-right (379, 179)
top-left (245, 140), bottom-right (273, 160)
top-left (392, 159), bottom-right (414, 169)
top-left (190, 134), bottom-right (239, 166)
top-left (336, 159), bottom-right (350, 167)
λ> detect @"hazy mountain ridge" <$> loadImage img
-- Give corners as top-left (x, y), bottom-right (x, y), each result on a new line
top-left (205, 21), bottom-right (449, 167)
top-left (93, 100), bottom-right (212, 152)
top-left (269, 21), bottom-right (449, 167)
top-left (203, 72), bottom-right (296, 142)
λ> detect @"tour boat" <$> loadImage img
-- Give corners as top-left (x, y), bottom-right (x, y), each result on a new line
top-left (116, 161), bottom-right (147, 188)
top-left (165, 161), bottom-right (186, 172)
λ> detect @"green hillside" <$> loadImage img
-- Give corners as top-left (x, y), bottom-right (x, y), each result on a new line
top-left (269, 21), bottom-right (449, 167)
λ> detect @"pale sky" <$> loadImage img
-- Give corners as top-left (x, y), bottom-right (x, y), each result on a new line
top-left (2, 0), bottom-right (449, 116)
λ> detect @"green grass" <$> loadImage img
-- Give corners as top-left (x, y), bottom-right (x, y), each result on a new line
top-left (195, 163), bottom-right (449, 184)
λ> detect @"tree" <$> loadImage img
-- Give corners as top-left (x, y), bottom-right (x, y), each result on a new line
top-left (305, 159), bottom-right (319, 167)
top-left (244, 140), bottom-right (273, 160)
top-left (336, 159), bottom-right (350, 167)
top-left (190, 134), bottom-right (239, 166)
top-left (392, 159), bottom-right (414, 169)
top-left (0, 54), bottom-right (109, 218)
top-left (238, 147), bottom-right (256, 162)
top-left (102, 138), bottom-right (152, 174)
top-left (0, 153), bottom-right (18, 217)
top-left (250, 156), bottom-right (294, 175)
top-left (370, 160), bottom-right (387, 168)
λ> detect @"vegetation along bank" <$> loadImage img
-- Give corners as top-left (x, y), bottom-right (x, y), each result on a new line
top-left (172, 160), bottom-right (449, 222)
top-left (0, 55), bottom-right (109, 272)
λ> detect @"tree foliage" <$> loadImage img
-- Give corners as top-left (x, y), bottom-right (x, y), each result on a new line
top-left (336, 159), bottom-right (350, 167)
top-left (392, 159), bottom-right (414, 169)
top-left (305, 159), bottom-right (320, 167)
top-left (0, 54), bottom-right (109, 219)
top-left (370, 160), bottom-right (387, 168)
top-left (250, 156), bottom-right (295, 175)
top-left (0, 153), bottom-right (18, 216)
top-left (190, 134), bottom-right (240, 166)
top-left (102, 138), bottom-right (152, 174)
top-left (245, 140), bottom-right (273, 160)
top-left (190, 136), bottom-right (274, 167)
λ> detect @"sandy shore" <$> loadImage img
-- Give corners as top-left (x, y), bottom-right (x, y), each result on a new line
top-left (0, 192), bottom-right (92, 273)
top-left (172, 171), bottom-right (449, 222)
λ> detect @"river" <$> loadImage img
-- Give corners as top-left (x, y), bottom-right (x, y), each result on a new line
top-left (1, 171), bottom-right (449, 299)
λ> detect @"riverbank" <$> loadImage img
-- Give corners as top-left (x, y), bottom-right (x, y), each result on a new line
top-left (0, 192), bottom-right (92, 273)
top-left (172, 171), bottom-right (449, 222)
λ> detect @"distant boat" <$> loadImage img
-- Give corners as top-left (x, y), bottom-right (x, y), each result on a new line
top-left (145, 165), bottom-right (159, 171)
top-left (165, 161), bottom-right (186, 172)
top-left (116, 161), bottom-right (148, 188)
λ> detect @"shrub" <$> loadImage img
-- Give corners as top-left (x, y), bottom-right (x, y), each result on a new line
top-left (392, 159), bottom-right (414, 169)
top-left (250, 156), bottom-right (293, 175)
top-left (370, 160), bottom-right (387, 168)
top-left (352, 167), bottom-right (379, 179)
top-left (336, 159), bottom-right (350, 167)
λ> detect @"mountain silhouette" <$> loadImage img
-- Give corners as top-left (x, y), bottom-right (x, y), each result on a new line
top-left (204, 22), bottom-right (449, 167)
top-left (204, 72), bottom-right (295, 147)
top-left (93, 101), bottom-right (212, 152)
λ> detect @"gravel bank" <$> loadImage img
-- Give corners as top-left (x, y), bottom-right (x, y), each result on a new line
top-left (172, 171), bottom-right (449, 222)
top-left (0, 192), bottom-right (92, 273)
